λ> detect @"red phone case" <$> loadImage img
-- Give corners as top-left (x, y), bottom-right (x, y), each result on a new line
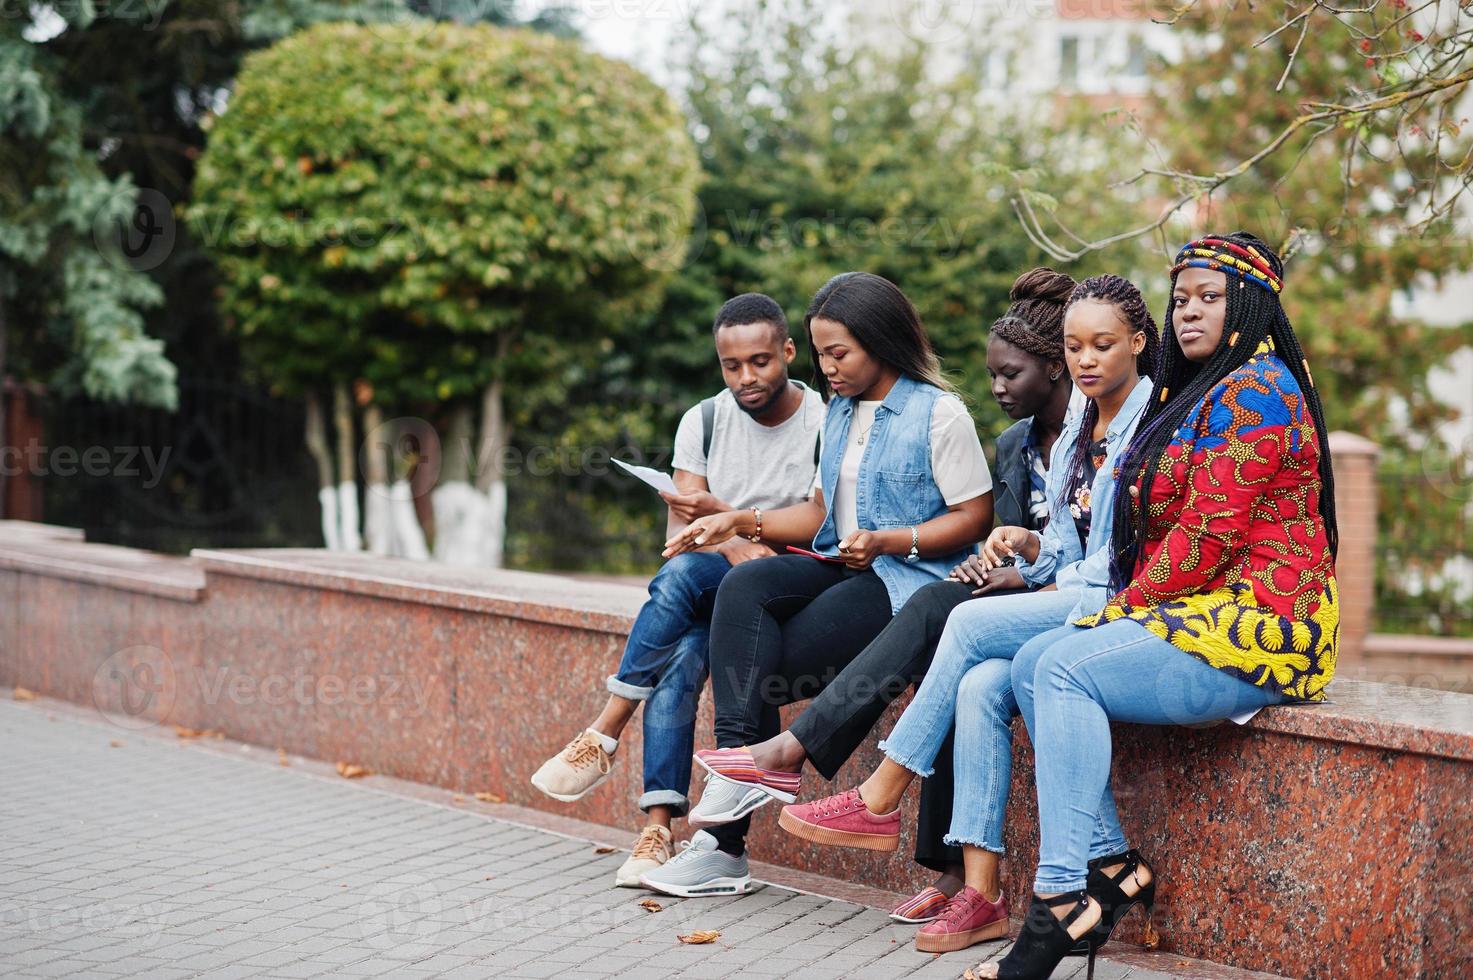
top-left (785, 546), bottom-right (846, 563)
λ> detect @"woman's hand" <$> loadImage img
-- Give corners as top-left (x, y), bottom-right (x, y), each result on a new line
top-left (949, 554), bottom-right (1027, 596)
top-left (980, 525), bottom-right (1038, 569)
top-left (836, 530), bottom-right (892, 570)
top-left (663, 511), bottom-right (747, 558)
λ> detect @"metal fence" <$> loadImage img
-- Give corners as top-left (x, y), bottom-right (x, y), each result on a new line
top-left (36, 379), bottom-right (321, 553)
top-left (1375, 466), bottom-right (1473, 637)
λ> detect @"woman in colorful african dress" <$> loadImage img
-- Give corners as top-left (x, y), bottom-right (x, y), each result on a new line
top-left (982, 231), bottom-right (1340, 980)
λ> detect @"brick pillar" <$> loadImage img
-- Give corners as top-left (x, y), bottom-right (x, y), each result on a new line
top-left (2, 379), bottom-right (45, 522)
top-left (1329, 431), bottom-right (1379, 669)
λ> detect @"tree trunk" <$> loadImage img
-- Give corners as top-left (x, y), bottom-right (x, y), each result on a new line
top-left (0, 292), bottom-right (8, 520)
top-left (433, 335), bottom-right (511, 568)
top-left (304, 394), bottom-right (341, 550)
top-left (362, 403), bottom-right (391, 556)
top-left (332, 382), bottom-right (362, 551)
top-left (389, 416), bottom-right (430, 560)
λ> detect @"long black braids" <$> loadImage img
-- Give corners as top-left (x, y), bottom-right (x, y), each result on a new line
top-left (1106, 231), bottom-right (1339, 589)
top-left (1053, 275), bottom-right (1161, 512)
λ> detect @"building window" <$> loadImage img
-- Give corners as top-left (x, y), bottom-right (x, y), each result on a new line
top-left (1126, 35), bottom-right (1147, 78)
top-left (1059, 36), bottom-right (1079, 88)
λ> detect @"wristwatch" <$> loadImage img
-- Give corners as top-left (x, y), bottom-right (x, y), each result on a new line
top-left (903, 526), bottom-right (920, 564)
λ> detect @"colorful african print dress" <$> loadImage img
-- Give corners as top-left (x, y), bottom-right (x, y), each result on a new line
top-left (1076, 338), bottom-right (1339, 701)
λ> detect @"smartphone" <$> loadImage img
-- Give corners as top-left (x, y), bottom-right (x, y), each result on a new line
top-left (786, 546), bottom-right (847, 563)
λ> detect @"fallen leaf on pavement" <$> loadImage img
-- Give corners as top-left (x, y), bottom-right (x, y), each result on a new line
top-left (277, 749), bottom-right (290, 767)
top-left (963, 969), bottom-right (979, 980)
top-left (336, 762), bottom-right (370, 778)
top-left (473, 791), bottom-right (504, 803)
top-left (1141, 918), bottom-right (1160, 949)
top-left (451, 795), bottom-right (465, 804)
top-left (593, 846), bottom-right (616, 854)
top-left (109, 740), bottom-right (123, 748)
top-left (174, 726), bottom-right (222, 739)
top-left (13, 687), bottom-right (37, 701)
top-left (638, 899), bottom-right (663, 913)
top-left (677, 930), bottom-right (720, 945)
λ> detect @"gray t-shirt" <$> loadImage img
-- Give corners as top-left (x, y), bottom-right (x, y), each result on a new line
top-left (672, 383), bottom-right (825, 512)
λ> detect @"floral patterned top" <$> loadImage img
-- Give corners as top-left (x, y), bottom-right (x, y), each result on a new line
top-left (1075, 338), bottom-right (1339, 701)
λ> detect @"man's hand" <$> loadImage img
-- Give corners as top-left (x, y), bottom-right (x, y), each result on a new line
top-left (718, 538), bottom-right (776, 567)
top-left (660, 489), bottom-right (731, 524)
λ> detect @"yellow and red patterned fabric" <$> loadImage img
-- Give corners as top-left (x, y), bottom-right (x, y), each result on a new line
top-left (1076, 338), bottom-right (1338, 701)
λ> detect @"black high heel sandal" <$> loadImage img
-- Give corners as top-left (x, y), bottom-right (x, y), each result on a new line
top-left (1081, 849), bottom-right (1156, 953)
top-left (995, 890), bottom-right (1098, 980)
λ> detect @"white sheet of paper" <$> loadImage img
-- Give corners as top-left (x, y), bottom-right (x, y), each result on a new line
top-left (612, 458), bottom-right (678, 496)
top-left (1229, 706), bottom-right (1262, 725)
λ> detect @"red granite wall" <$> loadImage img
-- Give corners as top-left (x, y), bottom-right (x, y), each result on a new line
top-left (2, 530), bottom-right (1470, 978)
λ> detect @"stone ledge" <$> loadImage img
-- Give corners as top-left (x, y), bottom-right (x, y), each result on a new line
top-left (0, 526), bottom-right (204, 601)
top-left (191, 548), bottom-right (640, 634)
top-left (190, 548), bottom-right (1473, 764)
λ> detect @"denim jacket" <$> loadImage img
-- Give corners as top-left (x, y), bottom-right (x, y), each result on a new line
top-left (812, 376), bottom-right (974, 614)
top-left (1013, 376), bottom-right (1154, 621)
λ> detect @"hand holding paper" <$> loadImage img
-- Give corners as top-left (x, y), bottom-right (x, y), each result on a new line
top-left (612, 458), bottom-right (678, 496)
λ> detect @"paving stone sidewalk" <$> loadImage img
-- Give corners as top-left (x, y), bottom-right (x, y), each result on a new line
top-left (0, 699), bottom-right (1274, 980)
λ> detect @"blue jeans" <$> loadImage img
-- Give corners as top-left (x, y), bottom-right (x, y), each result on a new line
top-left (878, 587), bottom-right (1084, 778)
top-left (607, 552), bottom-right (730, 814)
top-left (1012, 619), bottom-right (1289, 892)
top-left (877, 587), bottom-right (1124, 857)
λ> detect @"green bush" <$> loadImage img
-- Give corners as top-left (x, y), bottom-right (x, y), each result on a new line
top-left (191, 21), bottom-right (700, 404)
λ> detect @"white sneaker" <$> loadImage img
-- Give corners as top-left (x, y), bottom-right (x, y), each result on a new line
top-left (638, 830), bottom-right (752, 897)
top-left (530, 730), bottom-right (615, 802)
top-left (687, 772), bottom-right (778, 829)
top-left (615, 825), bottom-right (672, 888)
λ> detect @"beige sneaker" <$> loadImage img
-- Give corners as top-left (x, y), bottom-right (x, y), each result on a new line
top-left (530, 730), bottom-right (616, 802)
top-left (615, 825), bottom-right (672, 888)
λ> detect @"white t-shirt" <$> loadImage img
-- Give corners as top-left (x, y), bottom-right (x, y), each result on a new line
top-left (671, 383), bottom-right (825, 512)
top-left (818, 393), bottom-right (992, 540)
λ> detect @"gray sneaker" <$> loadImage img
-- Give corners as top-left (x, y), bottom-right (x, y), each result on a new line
top-left (688, 772), bottom-right (775, 830)
top-left (638, 830), bottom-right (752, 897)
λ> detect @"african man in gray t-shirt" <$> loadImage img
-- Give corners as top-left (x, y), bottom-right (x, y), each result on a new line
top-left (531, 293), bottom-right (824, 891)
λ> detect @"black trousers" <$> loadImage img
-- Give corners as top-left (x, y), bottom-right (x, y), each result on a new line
top-left (705, 555), bottom-right (895, 855)
top-left (787, 578), bottom-right (1031, 872)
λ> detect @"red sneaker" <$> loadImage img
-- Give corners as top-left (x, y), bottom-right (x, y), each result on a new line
top-left (776, 787), bottom-right (900, 851)
top-left (915, 886), bottom-right (1010, 952)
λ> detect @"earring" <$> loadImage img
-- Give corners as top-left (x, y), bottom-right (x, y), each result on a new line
top-left (1050, 372), bottom-right (1061, 382)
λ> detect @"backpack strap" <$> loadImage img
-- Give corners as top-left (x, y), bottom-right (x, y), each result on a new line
top-left (700, 396), bottom-right (716, 462)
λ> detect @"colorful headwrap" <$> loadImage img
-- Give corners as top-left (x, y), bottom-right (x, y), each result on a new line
top-left (1170, 236), bottom-right (1283, 295)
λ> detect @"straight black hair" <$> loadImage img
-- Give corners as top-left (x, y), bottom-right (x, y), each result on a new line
top-left (804, 272), bottom-right (951, 398)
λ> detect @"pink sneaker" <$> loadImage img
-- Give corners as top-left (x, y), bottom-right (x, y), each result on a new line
top-left (776, 787), bottom-right (900, 851)
top-left (693, 747), bottom-right (802, 803)
top-left (915, 886), bottom-right (1010, 952)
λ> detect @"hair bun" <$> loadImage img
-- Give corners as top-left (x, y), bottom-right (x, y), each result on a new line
top-left (1009, 267), bottom-right (1077, 304)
